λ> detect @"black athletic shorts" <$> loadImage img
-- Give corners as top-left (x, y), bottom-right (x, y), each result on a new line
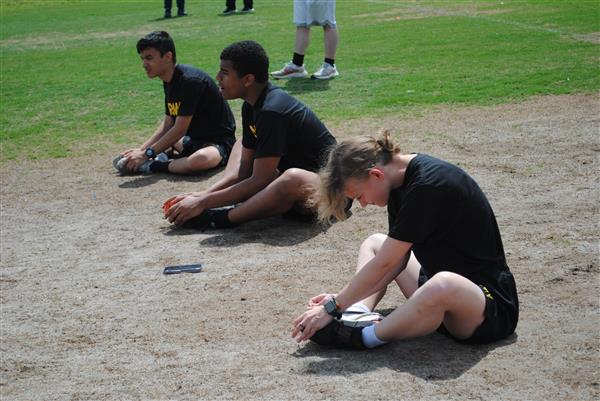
top-left (180, 136), bottom-right (232, 167)
top-left (418, 268), bottom-right (519, 344)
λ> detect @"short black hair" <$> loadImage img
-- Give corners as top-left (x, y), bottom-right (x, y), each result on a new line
top-left (136, 31), bottom-right (176, 64)
top-left (220, 40), bottom-right (269, 83)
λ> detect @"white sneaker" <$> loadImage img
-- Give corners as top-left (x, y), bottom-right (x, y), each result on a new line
top-left (271, 62), bottom-right (308, 79)
top-left (311, 63), bottom-right (339, 80)
top-left (340, 312), bottom-right (383, 328)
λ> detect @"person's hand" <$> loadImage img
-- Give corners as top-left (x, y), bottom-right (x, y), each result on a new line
top-left (307, 293), bottom-right (336, 307)
top-left (121, 148), bottom-right (138, 158)
top-left (164, 194), bottom-right (207, 225)
top-left (292, 305), bottom-right (333, 343)
top-left (124, 149), bottom-right (147, 173)
top-left (162, 191), bottom-right (204, 215)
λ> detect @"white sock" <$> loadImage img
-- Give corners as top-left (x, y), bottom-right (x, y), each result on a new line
top-left (361, 324), bottom-right (387, 348)
top-left (343, 303), bottom-right (371, 315)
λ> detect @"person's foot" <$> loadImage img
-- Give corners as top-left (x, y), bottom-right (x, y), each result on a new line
top-left (136, 159), bottom-right (153, 174)
top-left (181, 206), bottom-right (238, 230)
top-left (181, 210), bottom-right (214, 230)
top-left (311, 63), bottom-right (339, 80)
top-left (113, 154), bottom-right (167, 175)
top-left (241, 7), bottom-right (254, 13)
top-left (164, 10), bottom-right (172, 18)
top-left (271, 62), bottom-right (308, 79)
top-left (177, 10), bottom-right (187, 16)
top-left (309, 319), bottom-right (368, 349)
top-left (220, 7), bottom-right (236, 16)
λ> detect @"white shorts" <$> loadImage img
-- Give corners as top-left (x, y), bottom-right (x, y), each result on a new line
top-left (293, 0), bottom-right (336, 28)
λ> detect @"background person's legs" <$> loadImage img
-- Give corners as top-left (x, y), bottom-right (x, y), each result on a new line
top-left (225, 0), bottom-right (236, 11)
top-left (294, 27), bottom-right (311, 56)
top-left (176, 0), bottom-right (186, 16)
top-left (323, 25), bottom-right (338, 61)
top-left (164, 0), bottom-right (172, 17)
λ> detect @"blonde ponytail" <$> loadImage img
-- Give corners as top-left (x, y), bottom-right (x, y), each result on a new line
top-left (313, 130), bottom-right (401, 223)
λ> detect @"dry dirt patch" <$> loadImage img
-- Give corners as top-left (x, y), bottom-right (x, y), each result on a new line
top-left (1, 94), bottom-right (598, 400)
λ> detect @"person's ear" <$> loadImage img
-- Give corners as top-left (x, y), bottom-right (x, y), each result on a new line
top-left (369, 167), bottom-right (385, 180)
top-left (242, 73), bottom-right (256, 87)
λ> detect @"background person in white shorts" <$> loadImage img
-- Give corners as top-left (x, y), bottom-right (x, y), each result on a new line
top-left (271, 0), bottom-right (339, 80)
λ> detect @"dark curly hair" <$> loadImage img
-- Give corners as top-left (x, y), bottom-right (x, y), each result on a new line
top-left (220, 40), bottom-right (269, 83)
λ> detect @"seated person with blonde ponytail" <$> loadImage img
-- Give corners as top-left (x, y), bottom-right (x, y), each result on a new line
top-left (292, 131), bottom-right (519, 349)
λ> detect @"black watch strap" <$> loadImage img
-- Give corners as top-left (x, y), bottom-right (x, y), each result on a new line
top-left (145, 147), bottom-right (156, 158)
top-left (324, 297), bottom-right (342, 319)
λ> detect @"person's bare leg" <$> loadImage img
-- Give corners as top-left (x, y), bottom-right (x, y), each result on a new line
top-left (215, 139), bottom-right (243, 183)
top-left (350, 234), bottom-right (421, 311)
top-left (294, 27), bottom-right (311, 56)
top-left (374, 271), bottom-right (486, 341)
top-left (323, 24), bottom-right (338, 60)
top-left (168, 146), bottom-right (222, 174)
top-left (228, 168), bottom-right (318, 223)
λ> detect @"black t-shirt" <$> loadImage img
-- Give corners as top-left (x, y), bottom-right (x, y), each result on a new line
top-left (241, 82), bottom-right (336, 172)
top-left (388, 154), bottom-right (509, 277)
top-left (164, 64), bottom-right (236, 149)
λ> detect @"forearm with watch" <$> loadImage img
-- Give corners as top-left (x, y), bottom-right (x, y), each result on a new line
top-left (144, 125), bottom-right (186, 158)
top-left (323, 296), bottom-right (342, 319)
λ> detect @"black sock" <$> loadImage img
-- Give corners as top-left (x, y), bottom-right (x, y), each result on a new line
top-left (324, 58), bottom-right (335, 66)
top-left (211, 208), bottom-right (239, 229)
top-left (149, 161), bottom-right (171, 173)
top-left (292, 52), bottom-right (304, 67)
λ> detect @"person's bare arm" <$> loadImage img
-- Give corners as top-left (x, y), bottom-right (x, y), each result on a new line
top-left (125, 115), bottom-right (191, 172)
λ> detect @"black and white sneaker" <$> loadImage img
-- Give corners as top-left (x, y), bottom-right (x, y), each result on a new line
top-left (340, 311), bottom-right (383, 328)
top-left (309, 319), bottom-right (368, 349)
top-left (220, 8), bottom-right (236, 16)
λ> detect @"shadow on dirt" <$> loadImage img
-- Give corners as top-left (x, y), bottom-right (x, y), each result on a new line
top-left (292, 333), bottom-right (518, 380)
top-left (117, 167), bottom-right (224, 189)
top-left (162, 216), bottom-right (329, 246)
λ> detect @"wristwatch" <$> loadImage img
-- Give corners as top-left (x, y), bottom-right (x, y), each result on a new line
top-left (145, 147), bottom-right (156, 159)
top-left (323, 296), bottom-right (342, 319)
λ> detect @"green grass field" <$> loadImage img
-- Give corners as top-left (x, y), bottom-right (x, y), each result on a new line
top-left (1, 0), bottom-right (598, 161)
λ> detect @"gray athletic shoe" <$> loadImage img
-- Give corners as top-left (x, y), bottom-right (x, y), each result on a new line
top-left (155, 152), bottom-right (169, 163)
top-left (311, 62), bottom-right (339, 80)
top-left (113, 155), bottom-right (128, 175)
top-left (271, 62), bottom-right (309, 79)
top-left (137, 160), bottom-right (153, 174)
top-left (113, 154), bottom-right (167, 175)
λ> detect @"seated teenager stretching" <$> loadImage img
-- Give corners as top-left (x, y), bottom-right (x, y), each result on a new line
top-left (164, 40), bottom-right (340, 229)
top-left (114, 31), bottom-right (236, 176)
top-left (292, 131), bottom-right (518, 349)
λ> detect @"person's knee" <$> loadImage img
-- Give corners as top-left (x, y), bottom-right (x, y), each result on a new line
top-left (189, 149), bottom-right (221, 170)
top-left (418, 272), bottom-right (462, 309)
top-left (359, 233), bottom-right (386, 254)
top-left (276, 168), bottom-right (312, 196)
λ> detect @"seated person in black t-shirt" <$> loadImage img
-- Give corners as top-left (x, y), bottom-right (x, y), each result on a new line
top-left (292, 131), bottom-right (519, 349)
top-left (163, 40), bottom-right (339, 229)
top-left (113, 31), bottom-right (236, 175)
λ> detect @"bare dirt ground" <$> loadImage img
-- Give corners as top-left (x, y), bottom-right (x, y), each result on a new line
top-left (1, 94), bottom-right (598, 401)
